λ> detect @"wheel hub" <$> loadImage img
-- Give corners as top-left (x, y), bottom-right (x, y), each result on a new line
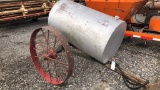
top-left (30, 26), bottom-right (74, 85)
top-left (46, 49), bottom-right (57, 59)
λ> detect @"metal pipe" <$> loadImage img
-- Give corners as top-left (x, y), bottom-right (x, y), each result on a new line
top-left (151, 0), bottom-right (155, 9)
top-left (0, 11), bottom-right (49, 22)
top-left (0, 2), bottom-right (45, 8)
top-left (0, 7), bottom-right (49, 16)
top-left (153, 2), bottom-right (160, 9)
top-left (145, 1), bottom-right (160, 10)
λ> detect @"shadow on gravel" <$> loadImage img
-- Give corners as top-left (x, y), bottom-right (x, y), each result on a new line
top-left (0, 17), bottom-right (48, 32)
top-left (122, 37), bottom-right (160, 50)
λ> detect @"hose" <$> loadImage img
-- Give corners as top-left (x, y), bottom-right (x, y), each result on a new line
top-left (144, 12), bottom-right (160, 25)
top-left (108, 61), bottom-right (149, 90)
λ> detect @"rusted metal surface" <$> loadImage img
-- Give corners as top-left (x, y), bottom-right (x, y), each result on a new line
top-left (30, 26), bottom-right (74, 85)
top-left (0, 12), bottom-right (49, 22)
top-left (0, 0), bottom-right (54, 22)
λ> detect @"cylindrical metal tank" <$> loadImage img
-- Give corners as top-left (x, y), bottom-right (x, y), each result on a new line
top-left (48, 0), bottom-right (127, 64)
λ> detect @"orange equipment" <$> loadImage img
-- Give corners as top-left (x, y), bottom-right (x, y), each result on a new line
top-left (149, 16), bottom-right (160, 32)
top-left (84, 0), bottom-right (160, 42)
top-left (85, 0), bottom-right (146, 21)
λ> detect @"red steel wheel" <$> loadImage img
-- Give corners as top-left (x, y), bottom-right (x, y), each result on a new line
top-left (30, 26), bottom-right (74, 85)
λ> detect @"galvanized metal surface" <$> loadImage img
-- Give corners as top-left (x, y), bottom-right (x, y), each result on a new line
top-left (48, 0), bottom-right (127, 64)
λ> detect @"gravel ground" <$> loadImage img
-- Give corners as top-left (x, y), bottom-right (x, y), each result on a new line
top-left (0, 17), bottom-right (160, 90)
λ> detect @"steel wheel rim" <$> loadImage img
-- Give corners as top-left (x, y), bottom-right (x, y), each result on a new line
top-left (30, 26), bottom-right (74, 85)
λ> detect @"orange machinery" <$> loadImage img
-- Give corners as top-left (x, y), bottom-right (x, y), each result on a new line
top-left (84, 0), bottom-right (160, 41)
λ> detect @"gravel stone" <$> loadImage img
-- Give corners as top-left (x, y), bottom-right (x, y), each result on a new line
top-left (0, 17), bottom-right (160, 90)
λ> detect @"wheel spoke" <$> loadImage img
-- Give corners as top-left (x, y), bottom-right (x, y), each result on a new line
top-left (41, 30), bottom-right (51, 52)
top-left (41, 55), bottom-right (59, 81)
top-left (43, 54), bottom-right (68, 66)
top-left (38, 53), bottom-right (64, 81)
top-left (55, 51), bottom-right (68, 74)
top-left (58, 62), bottom-right (68, 75)
top-left (30, 26), bottom-right (73, 85)
top-left (48, 58), bottom-right (64, 81)
top-left (34, 55), bottom-right (44, 58)
top-left (36, 35), bottom-right (46, 51)
top-left (49, 57), bottom-right (68, 76)
top-left (46, 56), bottom-right (64, 81)
top-left (47, 30), bottom-right (50, 51)
top-left (54, 36), bottom-right (57, 49)
top-left (33, 48), bottom-right (45, 58)
top-left (54, 59), bottom-right (68, 65)
top-left (47, 60), bottom-right (52, 82)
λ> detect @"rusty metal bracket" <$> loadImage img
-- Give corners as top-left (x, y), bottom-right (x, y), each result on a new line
top-left (42, 2), bottom-right (50, 12)
top-left (0, 0), bottom-right (54, 23)
top-left (20, 4), bottom-right (28, 16)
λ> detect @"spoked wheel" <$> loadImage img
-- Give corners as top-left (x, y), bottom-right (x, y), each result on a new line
top-left (30, 26), bottom-right (74, 85)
